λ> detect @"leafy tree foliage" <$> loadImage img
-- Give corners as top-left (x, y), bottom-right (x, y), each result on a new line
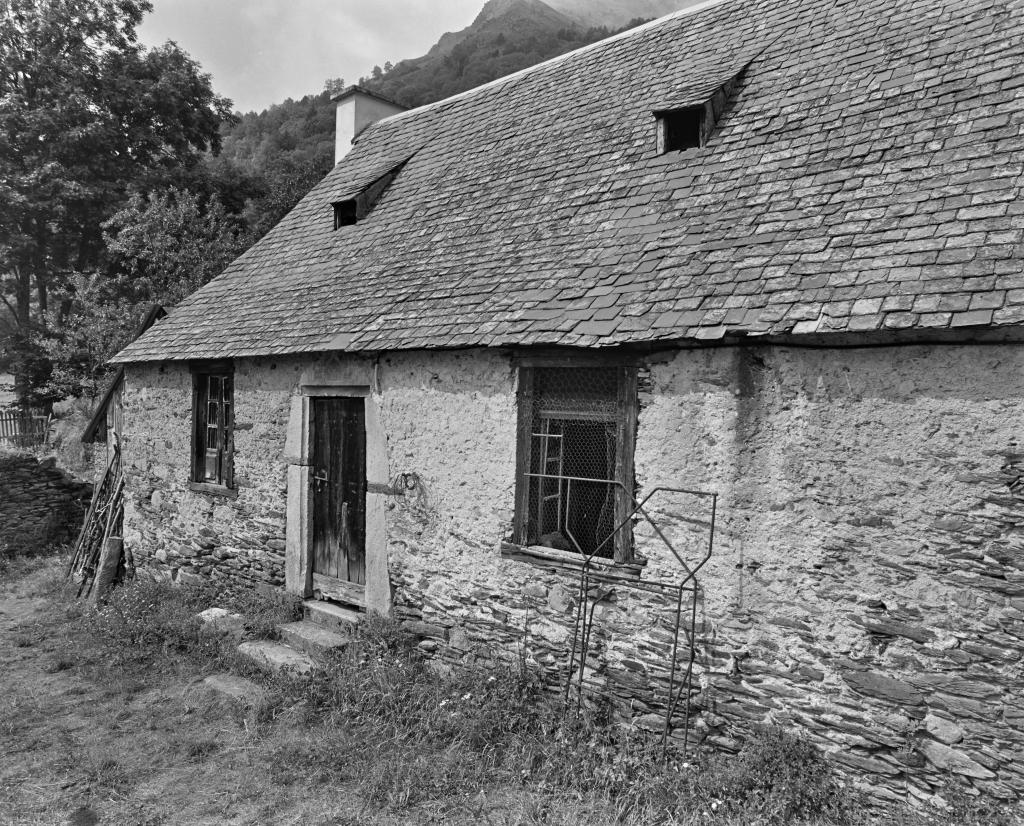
top-left (323, 76), bottom-right (346, 97)
top-left (39, 272), bottom-right (140, 402)
top-left (215, 90), bottom-right (336, 239)
top-left (40, 188), bottom-right (248, 400)
top-left (0, 0), bottom-right (232, 405)
top-left (103, 188), bottom-right (247, 306)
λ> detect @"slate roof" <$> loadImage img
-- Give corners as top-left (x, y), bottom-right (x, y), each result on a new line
top-left (116, 0), bottom-right (1024, 363)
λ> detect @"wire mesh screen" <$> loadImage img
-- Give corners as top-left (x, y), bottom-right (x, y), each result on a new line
top-left (526, 367), bottom-right (620, 558)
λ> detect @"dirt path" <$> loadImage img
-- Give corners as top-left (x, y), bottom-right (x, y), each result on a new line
top-left (0, 565), bottom-right (421, 826)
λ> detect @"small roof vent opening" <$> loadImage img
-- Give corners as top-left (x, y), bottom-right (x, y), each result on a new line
top-left (656, 105), bottom-right (706, 153)
top-left (333, 199), bottom-right (358, 229)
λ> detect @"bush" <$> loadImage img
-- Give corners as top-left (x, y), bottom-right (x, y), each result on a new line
top-left (941, 786), bottom-right (1019, 826)
top-left (257, 615), bottom-right (859, 822)
top-left (526, 720), bottom-right (854, 825)
top-left (694, 727), bottom-right (854, 824)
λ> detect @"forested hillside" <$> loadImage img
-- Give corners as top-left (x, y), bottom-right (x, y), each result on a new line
top-left (362, 0), bottom-right (646, 108)
top-left (210, 90), bottom-right (338, 240)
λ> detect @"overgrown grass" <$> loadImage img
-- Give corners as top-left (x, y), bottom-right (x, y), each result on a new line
top-left (84, 577), bottom-right (302, 669)
top-left (0, 540), bottom-right (66, 584)
top-left (59, 578), bottom-right (1023, 825)
top-left (249, 614), bottom-right (860, 825)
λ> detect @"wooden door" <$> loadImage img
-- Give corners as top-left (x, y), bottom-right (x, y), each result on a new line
top-left (311, 397), bottom-right (366, 585)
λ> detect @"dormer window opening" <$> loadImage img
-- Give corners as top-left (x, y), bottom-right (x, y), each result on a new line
top-left (330, 158), bottom-right (409, 230)
top-left (334, 200), bottom-right (358, 229)
top-left (653, 63), bottom-right (749, 155)
top-left (657, 105), bottom-right (706, 152)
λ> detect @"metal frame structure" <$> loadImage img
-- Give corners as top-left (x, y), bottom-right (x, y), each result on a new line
top-left (524, 471), bottom-right (717, 757)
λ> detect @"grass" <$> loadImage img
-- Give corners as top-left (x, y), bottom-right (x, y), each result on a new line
top-left (0, 537), bottom-right (66, 583)
top-left (84, 576), bottom-right (302, 668)
top-left (1, 559), bottom-right (1021, 825)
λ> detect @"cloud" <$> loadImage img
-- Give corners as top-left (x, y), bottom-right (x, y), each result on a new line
top-left (139, 0), bottom-right (482, 113)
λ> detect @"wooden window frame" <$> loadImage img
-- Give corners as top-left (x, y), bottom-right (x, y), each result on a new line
top-left (513, 359), bottom-right (638, 564)
top-left (190, 361), bottom-right (235, 493)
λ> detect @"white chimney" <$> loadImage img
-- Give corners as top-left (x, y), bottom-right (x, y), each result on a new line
top-left (333, 86), bottom-right (407, 164)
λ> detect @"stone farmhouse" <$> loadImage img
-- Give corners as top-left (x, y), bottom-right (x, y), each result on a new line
top-left (112, 0), bottom-right (1024, 805)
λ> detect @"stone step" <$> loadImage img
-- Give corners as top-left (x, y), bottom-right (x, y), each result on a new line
top-left (304, 599), bottom-right (362, 634)
top-left (237, 640), bottom-right (316, 675)
top-left (279, 620), bottom-right (349, 656)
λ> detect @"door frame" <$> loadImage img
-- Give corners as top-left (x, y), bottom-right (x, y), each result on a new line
top-left (284, 384), bottom-right (390, 613)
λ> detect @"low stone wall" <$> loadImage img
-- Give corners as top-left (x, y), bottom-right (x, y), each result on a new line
top-left (0, 453), bottom-right (93, 550)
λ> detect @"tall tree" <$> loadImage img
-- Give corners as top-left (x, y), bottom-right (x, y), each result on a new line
top-left (40, 188), bottom-right (247, 400)
top-left (103, 188), bottom-right (247, 307)
top-left (0, 0), bottom-right (233, 406)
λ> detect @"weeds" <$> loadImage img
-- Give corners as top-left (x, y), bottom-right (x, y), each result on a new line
top-left (0, 540), bottom-right (66, 584)
top-left (83, 577), bottom-right (301, 669)
top-left (86, 578), bottom-right (223, 664)
top-left (250, 614), bottom-right (858, 824)
top-left (222, 584), bottom-right (304, 639)
top-left (696, 727), bottom-right (853, 823)
top-left (53, 578), bottom-right (1022, 825)
top-left (942, 787), bottom-right (1020, 826)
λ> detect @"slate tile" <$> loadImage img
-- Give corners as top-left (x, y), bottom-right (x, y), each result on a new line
top-left (573, 319), bottom-right (621, 337)
top-left (848, 313), bottom-right (884, 331)
top-left (951, 309), bottom-right (995, 327)
top-left (968, 291), bottom-right (1006, 310)
top-left (883, 312), bottom-right (920, 329)
top-left (994, 306), bottom-right (1024, 324)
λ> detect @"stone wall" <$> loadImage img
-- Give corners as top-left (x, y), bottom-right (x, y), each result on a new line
top-left (120, 342), bottom-right (1024, 808)
top-left (629, 344), bottom-right (1024, 806)
top-left (0, 453), bottom-right (93, 549)
top-left (121, 358), bottom-right (296, 591)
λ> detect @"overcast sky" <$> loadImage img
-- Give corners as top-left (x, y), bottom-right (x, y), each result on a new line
top-left (138, 0), bottom-right (485, 114)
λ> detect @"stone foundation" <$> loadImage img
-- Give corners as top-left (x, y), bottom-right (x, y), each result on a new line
top-left (121, 342), bottom-right (1024, 808)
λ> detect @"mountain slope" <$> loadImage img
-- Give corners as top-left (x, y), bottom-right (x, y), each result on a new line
top-left (546, 0), bottom-right (700, 27)
top-left (428, 0), bottom-right (576, 58)
top-left (363, 0), bottom-right (651, 109)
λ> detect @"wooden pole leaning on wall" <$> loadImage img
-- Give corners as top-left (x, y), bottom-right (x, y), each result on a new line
top-left (68, 447), bottom-right (126, 601)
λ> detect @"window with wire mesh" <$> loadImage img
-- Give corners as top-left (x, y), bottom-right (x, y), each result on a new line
top-left (191, 365), bottom-right (234, 488)
top-left (515, 365), bottom-right (635, 560)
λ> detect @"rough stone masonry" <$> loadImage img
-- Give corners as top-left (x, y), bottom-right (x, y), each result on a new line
top-left (0, 453), bottom-right (93, 550)
top-left (120, 341), bottom-right (1024, 808)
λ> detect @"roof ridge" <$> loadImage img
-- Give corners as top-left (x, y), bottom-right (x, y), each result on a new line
top-left (365, 0), bottom-right (736, 130)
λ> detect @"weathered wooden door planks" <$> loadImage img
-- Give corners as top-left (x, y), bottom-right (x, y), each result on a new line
top-left (311, 398), bottom-right (366, 586)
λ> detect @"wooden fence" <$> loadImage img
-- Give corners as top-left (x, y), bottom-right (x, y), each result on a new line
top-left (0, 408), bottom-right (50, 448)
